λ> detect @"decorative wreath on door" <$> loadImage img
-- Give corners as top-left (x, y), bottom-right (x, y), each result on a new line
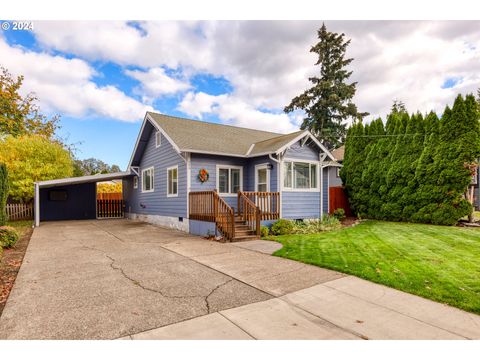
top-left (197, 168), bottom-right (209, 183)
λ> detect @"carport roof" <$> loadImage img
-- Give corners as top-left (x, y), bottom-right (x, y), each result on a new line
top-left (36, 171), bottom-right (133, 189)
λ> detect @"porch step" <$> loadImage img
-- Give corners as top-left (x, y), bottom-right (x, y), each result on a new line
top-left (235, 229), bottom-right (256, 236)
top-left (233, 235), bottom-right (260, 242)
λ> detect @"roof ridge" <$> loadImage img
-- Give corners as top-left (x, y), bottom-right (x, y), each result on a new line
top-left (251, 130), bottom-right (305, 145)
top-left (147, 111), bottom-right (283, 136)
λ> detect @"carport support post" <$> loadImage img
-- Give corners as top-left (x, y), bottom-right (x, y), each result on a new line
top-left (34, 182), bottom-right (40, 227)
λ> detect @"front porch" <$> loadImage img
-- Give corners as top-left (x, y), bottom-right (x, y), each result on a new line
top-left (189, 191), bottom-right (280, 242)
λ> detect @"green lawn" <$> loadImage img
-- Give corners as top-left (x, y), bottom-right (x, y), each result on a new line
top-left (270, 220), bottom-right (480, 314)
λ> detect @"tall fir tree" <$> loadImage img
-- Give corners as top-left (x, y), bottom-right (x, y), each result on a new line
top-left (284, 23), bottom-right (368, 148)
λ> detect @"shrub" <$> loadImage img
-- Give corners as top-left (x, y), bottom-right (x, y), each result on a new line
top-left (271, 219), bottom-right (294, 235)
top-left (333, 208), bottom-right (346, 220)
top-left (0, 226), bottom-right (19, 248)
top-left (0, 163), bottom-right (8, 226)
top-left (260, 225), bottom-right (269, 238)
top-left (291, 216), bottom-right (341, 234)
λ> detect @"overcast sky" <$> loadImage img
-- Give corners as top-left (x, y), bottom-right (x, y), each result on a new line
top-left (1, 20), bottom-right (479, 167)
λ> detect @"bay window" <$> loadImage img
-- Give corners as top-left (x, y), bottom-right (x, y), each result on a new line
top-left (283, 161), bottom-right (318, 190)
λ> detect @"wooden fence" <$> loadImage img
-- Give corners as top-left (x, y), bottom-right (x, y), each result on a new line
top-left (329, 186), bottom-right (352, 216)
top-left (6, 203), bottom-right (34, 221)
top-left (97, 192), bottom-right (123, 200)
top-left (96, 199), bottom-right (125, 218)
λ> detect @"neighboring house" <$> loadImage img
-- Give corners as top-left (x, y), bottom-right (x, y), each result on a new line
top-left (327, 145), bottom-right (344, 187)
top-left (34, 112), bottom-right (336, 241)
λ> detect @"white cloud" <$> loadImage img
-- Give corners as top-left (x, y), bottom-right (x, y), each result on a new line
top-left (126, 67), bottom-right (191, 99)
top-left (0, 37), bottom-right (152, 122)
top-left (26, 21), bottom-right (480, 126)
top-left (179, 91), bottom-right (298, 133)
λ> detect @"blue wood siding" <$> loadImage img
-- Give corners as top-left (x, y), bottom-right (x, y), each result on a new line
top-left (124, 129), bottom-right (187, 217)
top-left (328, 166), bottom-right (343, 187)
top-left (282, 191), bottom-right (320, 219)
top-left (323, 167), bottom-right (329, 214)
top-left (284, 141), bottom-right (319, 161)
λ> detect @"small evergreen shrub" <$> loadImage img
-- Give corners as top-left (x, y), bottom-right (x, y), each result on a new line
top-left (333, 208), bottom-right (346, 220)
top-left (260, 225), bottom-right (269, 238)
top-left (270, 219), bottom-right (294, 235)
top-left (291, 216), bottom-right (341, 234)
top-left (0, 226), bottom-right (19, 248)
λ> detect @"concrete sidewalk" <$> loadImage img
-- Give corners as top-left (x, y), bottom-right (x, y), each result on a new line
top-left (124, 276), bottom-right (480, 340)
top-left (1, 219), bottom-right (480, 340)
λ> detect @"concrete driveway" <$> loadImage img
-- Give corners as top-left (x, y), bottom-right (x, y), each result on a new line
top-left (0, 220), bottom-right (479, 340)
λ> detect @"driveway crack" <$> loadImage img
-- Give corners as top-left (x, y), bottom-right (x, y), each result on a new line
top-left (82, 245), bottom-right (200, 300)
top-left (204, 279), bottom-right (234, 313)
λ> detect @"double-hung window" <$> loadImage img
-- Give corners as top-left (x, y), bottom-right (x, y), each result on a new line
top-left (217, 166), bottom-right (242, 195)
top-left (142, 167), bottom-right (154, 192)
top-left (283, 161), bottom-right (318, 190)
top-left (167, 166), bottom-right (178, 197)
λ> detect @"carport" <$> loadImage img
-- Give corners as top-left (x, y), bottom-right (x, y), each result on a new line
top-left (34, 171), bottom-right (133, 226)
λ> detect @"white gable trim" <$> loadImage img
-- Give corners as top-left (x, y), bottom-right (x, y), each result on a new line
top-left (127, 113), bottom-right (182, 169)
top-left (146, 113), bottom-right (181, 154)
top-left (275, 131), bottom-right (335, 161)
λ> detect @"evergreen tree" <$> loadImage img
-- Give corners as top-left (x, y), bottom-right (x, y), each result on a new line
top-left (0, 163), bottom-right (8, 226)
top-left (284, 23), bottom-right (368, 148)
top-left (391, 100), bottom-right (407, 115)
top-left (412, 112), bottom-right (441, 222)
top-left (361, 118), bottom-right (385, 218)
top-left (341, 122), bottom-right (367, 215)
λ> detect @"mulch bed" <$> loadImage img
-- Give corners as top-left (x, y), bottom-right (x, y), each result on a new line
top-left (341, 216), bottom-right (360, 228)
top-left (0, 227), bottom-right (33, 317)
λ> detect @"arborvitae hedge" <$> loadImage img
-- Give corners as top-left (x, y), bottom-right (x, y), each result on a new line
top-left (341, 94), bottom-right (480, 225)
top-left (0, 163), bottom-right (8, 226)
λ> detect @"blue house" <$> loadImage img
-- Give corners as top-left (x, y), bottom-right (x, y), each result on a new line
top-left (123, 112), bottom-right (335, 240)
top-left (34, 112), bottom-right (336, 241)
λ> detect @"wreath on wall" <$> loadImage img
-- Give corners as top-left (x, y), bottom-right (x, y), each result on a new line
top-left (197, 168), bottom-right (209, 183)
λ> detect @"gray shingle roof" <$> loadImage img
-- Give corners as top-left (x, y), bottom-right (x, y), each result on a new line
top-left (331, 145), bottom-right (345, 161)
top-left (148, 112), bottom-right (303, 157)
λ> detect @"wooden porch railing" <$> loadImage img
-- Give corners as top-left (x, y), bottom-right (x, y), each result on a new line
top-left (237, 192), bottom-right (261, 237)
top-left (240, 191), bottom-right (280, 220)
top-left (189, 191), bottom-right (235, 241)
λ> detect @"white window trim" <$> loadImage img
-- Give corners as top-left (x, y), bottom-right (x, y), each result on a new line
top-left (282, 158), bottom-right (320, 192)
top-left (255, 163), bottom-right (270, 192)
top-left (141, 166), bottom-right (155, 193)
top-left (167, 165), bottom-right (179, 197)
top-left (216, 164), bottom-right (243, 197)
top-left (155, 131), bottom-right (161, 148)
top-left (133, 176), bottom-right (138, 189)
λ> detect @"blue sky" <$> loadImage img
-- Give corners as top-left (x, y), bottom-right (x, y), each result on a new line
top-left (1, 21), bottom-right (479, 169)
